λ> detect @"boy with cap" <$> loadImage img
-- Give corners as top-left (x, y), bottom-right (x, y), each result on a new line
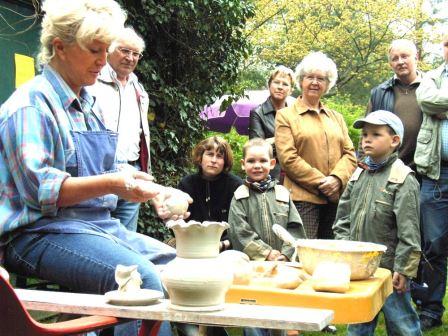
top-left (333, 110), bottom-right (422, 336)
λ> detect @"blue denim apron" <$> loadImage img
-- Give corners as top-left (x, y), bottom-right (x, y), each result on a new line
top-left (22, 115), bottom-right (175, 263)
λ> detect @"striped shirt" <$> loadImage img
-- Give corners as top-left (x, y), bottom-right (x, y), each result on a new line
top-left (0, 65), bottom-right (103, 242)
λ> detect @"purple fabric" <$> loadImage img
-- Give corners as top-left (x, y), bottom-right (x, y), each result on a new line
top-left (200, 90), bottom-right (270, 135)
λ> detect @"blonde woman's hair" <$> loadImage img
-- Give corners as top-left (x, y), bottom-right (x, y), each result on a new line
top-left (110, 26), bottom-right (145, 53)
top-left (268, 65), bottom-right (296, 88)
top-left (295, 51), bottom-right (338, 94)
top-left (38, 0), bottom-right (127, 65)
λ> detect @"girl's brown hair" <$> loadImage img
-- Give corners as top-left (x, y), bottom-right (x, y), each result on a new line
top-left (192, 136), bottom-right (234, 173)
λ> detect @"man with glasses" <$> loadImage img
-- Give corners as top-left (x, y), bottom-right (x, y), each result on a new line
top-left (90, 26), bottom-right (150, 232)
top-left (360, 39), bottom-right (423, 172)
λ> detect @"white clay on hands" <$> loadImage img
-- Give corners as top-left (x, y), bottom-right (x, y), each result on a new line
top-left (155, 188), bottom-right (192, 220)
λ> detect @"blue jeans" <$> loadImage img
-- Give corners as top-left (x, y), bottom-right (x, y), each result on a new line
top-left (113, 198), bottom-right (140, 232)
top-left (347, 288), bottom-right (421, 336)
top-left (420, 169), bottom-right (448, 320)
top-left (112, 162), bottom-right (141, 232)
top-left (5, 232), bottom-right (172, 336)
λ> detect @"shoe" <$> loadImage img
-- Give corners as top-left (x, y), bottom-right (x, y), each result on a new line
top-left (322, 325), bottom-right (337, 333)
top-left (420, 315), bottom-right (442, 331)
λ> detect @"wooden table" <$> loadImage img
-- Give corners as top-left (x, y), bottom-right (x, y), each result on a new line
top-left (17, 288), bottom-right (334, 332)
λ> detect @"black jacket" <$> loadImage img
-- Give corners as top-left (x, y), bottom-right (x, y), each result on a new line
top-left (249, 97), bottom-right (282, 179)
top-left (369, 77), bottom-right (395, 112)
top-left (249, 97), bottom-right (276, 139)
top-left (178, 172), bottom-right (243, 223)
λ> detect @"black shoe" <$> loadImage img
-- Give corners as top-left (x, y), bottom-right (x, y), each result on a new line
top-left (322, 325), bottom-right (337, 333)
top-left (420, 315), bottom-right (442, 331)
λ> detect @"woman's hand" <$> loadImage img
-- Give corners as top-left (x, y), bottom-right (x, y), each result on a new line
top-left (318, 176), bottom-right (341, 200)
top-left (152, 187), bottom-right (192, 221)
top-left (392, 272), bottom-right (407, 294)
top-left (114, 171), bottom-right (162, 202)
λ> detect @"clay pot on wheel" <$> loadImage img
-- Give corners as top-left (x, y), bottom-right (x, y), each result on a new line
top-left (161, 220), bottom-right (233, 311)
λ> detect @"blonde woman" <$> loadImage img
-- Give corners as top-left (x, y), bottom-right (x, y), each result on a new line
top-left (249, 66), bottom-right (295, 181)
top-left (0, 1), bottom-right (183, 335)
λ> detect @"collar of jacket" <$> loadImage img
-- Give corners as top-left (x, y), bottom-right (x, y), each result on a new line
top-left (393, 70), bottom-right (423, 85)
top-left (260, 96), bottom-right (294, 115)
top-left (260, 97), bottom-right (276, 115)
top-left (293, 95), bottom-right (331, 116)
top-left (378, 77), bottom-right (395, 91)
top-left (97, 63), bottom-right (138, 87)
top-left (363, 152), bottom-right (399, 172)
top-left (380, 71), bottom-right (424, 91)
top-left (427, 63), bottom-right (446, 85)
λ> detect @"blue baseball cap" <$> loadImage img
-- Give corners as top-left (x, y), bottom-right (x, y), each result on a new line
top-left (353, 110), bottom-right (404, 143)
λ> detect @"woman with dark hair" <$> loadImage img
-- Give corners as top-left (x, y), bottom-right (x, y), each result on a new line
top-left (176, 136), bottom-right (242, 336)
top-left (179, 136), bottom-right (243, 249)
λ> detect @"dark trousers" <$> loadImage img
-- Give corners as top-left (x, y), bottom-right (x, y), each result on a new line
top-left (419, 168), bottom-right (448, 320)
top-left (294, 201), bottom-right (338, 239)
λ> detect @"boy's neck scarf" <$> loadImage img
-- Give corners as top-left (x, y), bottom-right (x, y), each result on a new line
top-left (244, 175), bottom-right (275, 193)
top-left (363, 156), bottom-right (388, 171)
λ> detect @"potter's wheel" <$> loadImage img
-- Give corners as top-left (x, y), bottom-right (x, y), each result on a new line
top-left (168, 303), bottom-right (225, 312)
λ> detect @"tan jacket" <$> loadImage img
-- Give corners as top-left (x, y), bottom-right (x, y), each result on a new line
top-left (275, 97), bottom-right (357, 204)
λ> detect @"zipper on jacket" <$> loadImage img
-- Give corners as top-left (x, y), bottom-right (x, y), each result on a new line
top-left (354, 174), bottom-right (373, 241)
top-left (261, 193), bottom-right (273, 246)
top-left (205, 181), bottom-right (211, 219)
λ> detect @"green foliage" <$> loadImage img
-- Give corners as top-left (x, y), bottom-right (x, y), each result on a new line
top-left (117, 0), bottom-right (255, 240)
top-left (206, 129), bottom-right (248, 177)
top-left (322, 94), bottom-right (365, 151)
top-left (247, 0), bottom-right (440, 103)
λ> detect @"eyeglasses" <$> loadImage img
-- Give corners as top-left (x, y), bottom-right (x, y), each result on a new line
top-left (304, 75), bottom-right (327, 84)
top-left (390, 54), bottom-right (411, 63)
top-left (117, 47), bottom-right (143, 59)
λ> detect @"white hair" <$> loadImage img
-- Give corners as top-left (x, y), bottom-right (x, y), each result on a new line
top-left (388, 39), bottom-right (417, 60)
top-left (38, 0), bottom-right (127, 65)
top-left (295, 51), bottom-right (338, 94)
top-left (110, 26), bottom-right (146, 53)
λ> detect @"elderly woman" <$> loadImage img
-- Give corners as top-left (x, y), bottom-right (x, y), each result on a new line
top-left (0, 1), bottom-right (184, 335)
top-left (275, 52), bottom-right (357, 239)
top-left (249, 66), bottom-right (295, 181)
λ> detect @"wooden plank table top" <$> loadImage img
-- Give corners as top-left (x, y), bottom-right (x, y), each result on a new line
top-left (16, 288), bottom-right (333, 331)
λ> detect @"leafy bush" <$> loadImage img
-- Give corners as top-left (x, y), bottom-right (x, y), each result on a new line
top-left (117, 0), bottom-right (255, 241)
top-left (322, 94), bottom-right (365, 151)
